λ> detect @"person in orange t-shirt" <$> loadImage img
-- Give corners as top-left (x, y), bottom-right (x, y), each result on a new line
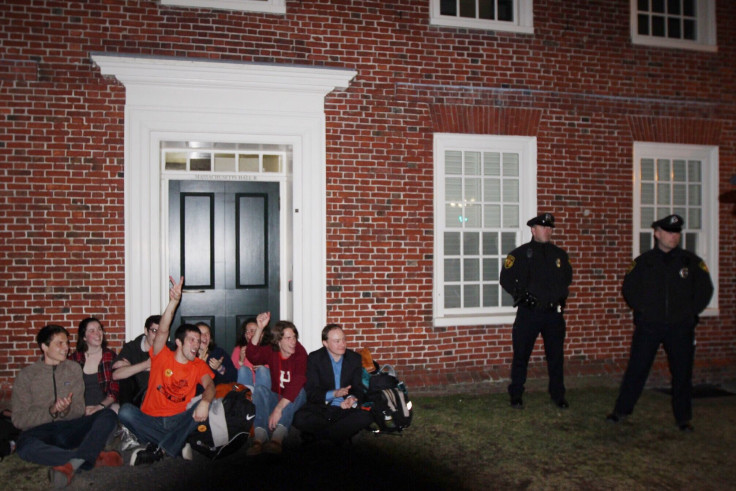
top-left (118, 277), bottom-right (215, 465)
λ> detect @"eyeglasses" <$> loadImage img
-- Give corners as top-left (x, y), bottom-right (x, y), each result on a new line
top-left (147, 328), bottom-right (159, 334)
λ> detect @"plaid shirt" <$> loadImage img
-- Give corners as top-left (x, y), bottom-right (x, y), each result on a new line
top-left (69, 348), bottom-right (120, 402)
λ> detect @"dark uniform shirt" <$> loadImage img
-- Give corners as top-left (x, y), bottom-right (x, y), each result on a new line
top-left (500, 240), bottom-right (573, 308)
top-left (622, 246), bottom-right (713, 325)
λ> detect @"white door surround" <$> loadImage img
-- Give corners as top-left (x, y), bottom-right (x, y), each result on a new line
top-left (91, 54), bottom-right (356, 352)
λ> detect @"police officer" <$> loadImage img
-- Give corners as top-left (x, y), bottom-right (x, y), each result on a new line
top-left (500, 213), bottom-right (573, 409)
top-left (607, 214), bottom-right (713, 431)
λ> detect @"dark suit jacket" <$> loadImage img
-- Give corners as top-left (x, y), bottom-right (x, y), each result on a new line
top-left (304, 347), bottom-right (366, 406)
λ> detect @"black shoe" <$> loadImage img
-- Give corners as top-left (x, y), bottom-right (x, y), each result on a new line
top-left (678, 422), bottom-right (694, 432)
top-left (554, 398), bottom-right (569, 409)
top-left (510, 397), bottom-right (524, 409)
top-left (606, 412), bottom-right (625, 424)
top-left (130, 444), bottom-right (164, 466)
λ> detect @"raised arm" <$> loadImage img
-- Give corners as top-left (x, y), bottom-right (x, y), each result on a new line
top-left (154, 276), bottom-right (183, 356)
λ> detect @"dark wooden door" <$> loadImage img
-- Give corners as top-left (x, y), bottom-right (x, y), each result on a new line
top-left (169, 180), bottom-right (280, 354)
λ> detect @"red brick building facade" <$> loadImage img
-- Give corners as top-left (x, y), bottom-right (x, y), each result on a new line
top-left (1, 1), bottom-right (734, 399)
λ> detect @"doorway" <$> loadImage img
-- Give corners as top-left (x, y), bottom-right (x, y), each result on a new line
top-left (168, 180), bottom-right (280, 354)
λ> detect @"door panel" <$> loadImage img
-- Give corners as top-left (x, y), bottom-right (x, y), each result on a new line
top-left (169, 180), bottom-right (280, 355)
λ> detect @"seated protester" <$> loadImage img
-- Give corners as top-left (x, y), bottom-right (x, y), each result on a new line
top-left (118, 276), bottom-right (216, 466)
top-left (231, 317), bottom-right (270, 391)
top-left (12, 325), bottom-right (122, 488)
top-left (68, 317), bottom-right (120, 414)
top-left (293, 324), bottom-right (373, 444)
top-left (195, 322), bottom-right (237, 385)
top-left (246, 313), bottom-right (307, 455)
top-left (112, 315), bottom-right (160, 407)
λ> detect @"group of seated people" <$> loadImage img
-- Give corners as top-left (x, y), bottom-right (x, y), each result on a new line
top-left (10, 276), bottom-right (374, 488)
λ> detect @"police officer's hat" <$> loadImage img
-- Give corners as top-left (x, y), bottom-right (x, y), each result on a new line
top-left (526, 213), bottom-right (555, 228)
top-left (651, 214), bottom-right (684, 233)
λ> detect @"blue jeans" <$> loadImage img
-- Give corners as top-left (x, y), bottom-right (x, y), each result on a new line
top-left (118, 403), bottom-right (197, 457)
top-left (237, 365), bottom-right (271, 388)
top-left (252, 385), bottom-right (306, 434)
top-left (16, 408), bottom-right (117, 470)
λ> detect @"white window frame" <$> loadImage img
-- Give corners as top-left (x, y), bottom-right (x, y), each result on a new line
top-left (429, 0), bottom-right (534, 34)
top-left (630, 0), bottom-right (717, 52)
top-left (433, 134), bottom-right (537, 327)
top-left (632, 142), bottom-right (719, 316)
top-left (160, 0), bottom-right (286, 14)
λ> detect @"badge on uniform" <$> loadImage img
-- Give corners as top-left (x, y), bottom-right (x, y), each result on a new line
top-left (699, 261), bottom-right (709, 273)
top-left (626, 260), bottom-right (636, 274)
top-left (555, 258), bottom-right (561, 268)
top-left (679, 267), bottom-right (689, 279)
top-left (504, 255), bottom-right (515, 269)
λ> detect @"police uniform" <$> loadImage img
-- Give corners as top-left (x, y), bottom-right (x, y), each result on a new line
top-left (500, 213), bottom-right (573, 409)
top-left (609, 214), bottom-right (713, 430)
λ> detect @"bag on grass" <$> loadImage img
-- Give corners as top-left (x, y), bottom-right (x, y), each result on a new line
top-left (187, 383), bottom-right (255, 459)
top-left (364, 364), bottom-right (413, 433)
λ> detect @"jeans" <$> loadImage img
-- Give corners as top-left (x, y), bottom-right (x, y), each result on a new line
top-left (252, 385), bottom-right (306, 435)
top-left (118, 403), bottom-right (198, 457)
top-left (237, 365), bottom-right (271, 389)
top-left (16, 408), bottom-right (117, 470)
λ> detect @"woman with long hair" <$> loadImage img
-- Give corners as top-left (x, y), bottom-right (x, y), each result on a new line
top-left (69, 317), bottom-right (120, 414)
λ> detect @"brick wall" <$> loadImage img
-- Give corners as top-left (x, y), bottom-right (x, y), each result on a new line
top-left (1, 0), bottom-right (734, 400)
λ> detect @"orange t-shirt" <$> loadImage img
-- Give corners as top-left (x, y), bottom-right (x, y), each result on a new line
top-left (140, 346), bottom-right (213, 417)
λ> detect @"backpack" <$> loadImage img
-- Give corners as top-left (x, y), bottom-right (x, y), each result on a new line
top-left (0, 411), bottom-right (20, 461)
top-left (187, 383), bottom-right (255, 459)
top-left (364, 365), bottom-right (413, 433)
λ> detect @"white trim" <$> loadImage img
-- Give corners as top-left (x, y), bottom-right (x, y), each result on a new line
top-left (629, 0), bottom-right (717, 52)
top-left (433, 133), bottom-right (537, 327)
top-left (160, 0), bottom-right (286, 14)
top-left (632, 142), bottom-right (719, 316)
top-left (429, 0), bottom-right (534, 34)
top-left (91, 54), bottom-right (356, 352)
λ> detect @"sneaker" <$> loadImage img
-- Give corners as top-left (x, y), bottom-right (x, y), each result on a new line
top-left (48, 462), bottom-right (74, 488)
top-left (130, 444), bottom-right (164, 466)
top-left (95, 450), bottom-right (123, 467)
top-left (119, 426), bottom-right (139, 452)
top-left (181, 443), bottom-right (193, 461)
top-left (246, 440), bottom-right (263, 456)
top-left (263, 440), bottom-right (282, 455)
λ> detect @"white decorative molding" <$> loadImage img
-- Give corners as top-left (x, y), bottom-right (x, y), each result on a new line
top-left (91, 53), bottom-right (356, 352)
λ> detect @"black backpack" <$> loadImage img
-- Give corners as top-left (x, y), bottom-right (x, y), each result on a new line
top-left (364, 365), bottom-right (413, 433)
top-left (187, 385), bottom-right (255, 459)
top-left (0, 411), bottom-right (20, 461)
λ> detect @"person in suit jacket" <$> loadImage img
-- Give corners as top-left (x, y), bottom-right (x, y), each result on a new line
top-left (293, 324), bottom-right (374, 444)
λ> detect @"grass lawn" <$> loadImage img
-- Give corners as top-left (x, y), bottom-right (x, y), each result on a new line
top-left (1, 386), bottom-right (734, 490)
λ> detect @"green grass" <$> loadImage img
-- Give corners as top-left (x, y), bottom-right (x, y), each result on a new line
top-left (2, 387), bottom-right (735, 490)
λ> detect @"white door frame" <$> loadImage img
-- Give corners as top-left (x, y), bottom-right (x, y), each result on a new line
top-left (91, 54), bottom-right (356, 352)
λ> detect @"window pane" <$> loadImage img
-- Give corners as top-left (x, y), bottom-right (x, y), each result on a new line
top-left (683, 19), bottom-right (695, 40)
top-left (688, 184), bottom-right (701, 205)
top-left (484, 152), bottom-right (501, 175)
top-left (446, 177), bottom-right (462, 201)
top-left (640, 232), bottom-right (652, 253)
top-left (190, 154), bottom-right (211, 171)
top-left (667, 0), bottom-right (680, 14)
top-left (263, 154), bottom-right (281, 173)
top-left (463, 284), bottom-right (480, 308)
top-left (459, 0), bottom-right (475, 18)
top-left (688, 208), bottom-right (701, 229)
top-left (165, 152), bottom-right (187, 171)
top-left (688, 160), bottom-right (701, 181)
top-left (501, 232), bottom-right (517, 254)
top-left (239, 154), bottom-right (258, 172)
top-left (464, 232), bottom-right (479, 255)
top-left (657, 183), bottom-right (670, 204)
top-left (656, 207), bottom-right (670, 220)
top-left (672, 160), bottom-right (687, 181)
top-left (668, 17), bottom-right (681, 39)
top-left (444, 285), bottom-right (461, 308)
top-left (503, 179), bottom-right (519, 202)
top-left (445, 232), bottom-right (461, 255)
top-left (503, 205), bottom-right (519, 228)
top-left (638, 0), bottom-right (648, 11)
top-left (445, 259), bottom-right (461, 281)
top-left (464, 259), bottom-right (480, 281)
top-left (214, 153), bottom-right (236, 172)
top-left (641, 158), bottom-right (655, 180)
top-left (464, 151), bottom-right (481, 175)
top-left (683, 0), bottom-right (694, 16)
top-left (684, 232), bottom-right (697, 252)
top-left (465, 204), bottom-right (481, 227)
top-left (501, 289), bottom-right (514, 307)
top-left (652, 0), bottom-right (665, 13)
top-left (484, 204), bottom-right (501, 228)
top-left (483, 232), bottom-right (498, 255)
top-left (483, 284), bottom-right (499, 307)
top-left (497, 0), bottom-right (513, 21)
top-left (485, 178), bottom-right (501, 201)
top-left (503, 153), bottom-right (519, 176)
top-left (445, 151), bottom-right (463, 174)
top-left (641, 183), bottom-right (655, 204)
top-left (652, 15), bottom-right (665, 36)
top-left (641, 207), bottom-right (654, 228)
top-left (657, 159), bottom-right (670, 180)
top-left (672, 184), bottom-right (686, 205)
top-left (446, 204), bottom-right (463, 228)
top-left (638, 14), bottom-right (650, 35)
top-left (465, 178), bottom-right (482, 203)
top-left (478, 0), bottom-right (493, 20)
top-left (440, 0), bottom-right (457, 16)
top-left (482, 258), bottom-right (499, 281)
